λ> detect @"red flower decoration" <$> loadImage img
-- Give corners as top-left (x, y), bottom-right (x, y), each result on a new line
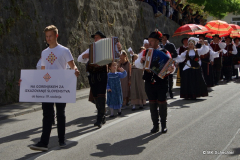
top-left (156, 31), bottom-right (163, 38)
top-left (194, 57), bottom-right (199, 61)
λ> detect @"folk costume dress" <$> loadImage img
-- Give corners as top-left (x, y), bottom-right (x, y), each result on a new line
top-left (209, 42), bottom-right (226, 84)
top-left (173, 45), bottom-right (209, 99)
top-left (222, 43), bottom-right (237, 81)
top-left (107, 71), bottom-right (127, 109)
top-left (130, 65), bottom-right (147, 106)
top-left (197, 43), bottom-right (219, 87)
top-left (233, 44), bottom-right (240, 78)
top-left (119, 61), bottom-right (131, 106)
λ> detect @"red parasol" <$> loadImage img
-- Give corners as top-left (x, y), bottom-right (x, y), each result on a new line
top-left (229, 24), bottom-right (240, 31)
top-left (173, 24), bottom-right (202, 37)
top-left (230, 30), bottom-right (240, 38)
top-left (185, 25), bottom-right (210, 35)
top-left (205, 30), bottom-right (240, 38)
top-left (205, 20), bottom-right (233, 35)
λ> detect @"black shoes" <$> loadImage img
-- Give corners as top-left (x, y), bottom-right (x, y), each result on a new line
top-left (94, 121), bottom-right (102, 128)
top-left (117, 111), bottom-right (122, 116)
top-left (102, 116), bottom-right (106, 124)
top-left (169, 92), bottom-right (173, 98)
top-left (59, 142), bottom-right (67, 148)
top-left (162, 128), bottom-right (168, 133)
top-left (150, 125), bottom-right (159, 133)
top-left (29, 142), bottom-right (48, 151)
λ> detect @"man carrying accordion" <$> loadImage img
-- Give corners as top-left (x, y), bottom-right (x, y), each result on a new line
top-left (78, 31), bottom-right (121, 128)
top-left (135, 31), bottom-right (175, 134)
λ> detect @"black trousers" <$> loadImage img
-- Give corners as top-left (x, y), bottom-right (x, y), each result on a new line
top-left (145, 81), bottom-right (168, 102)
top-left (88, 73), bottom-right (107, 121)
top-left (145, 81), bottom-right (168, 126)
top-left (40, 103), bottom-right (66, 146)
top-left (88, 73), bottom-right (107, 98)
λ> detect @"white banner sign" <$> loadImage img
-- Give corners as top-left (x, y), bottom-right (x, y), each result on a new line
top-left (19, 70), bottom-right (77, 103)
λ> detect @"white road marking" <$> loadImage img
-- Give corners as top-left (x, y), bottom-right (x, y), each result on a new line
top-left (215, 128), bottom-right (240, 160)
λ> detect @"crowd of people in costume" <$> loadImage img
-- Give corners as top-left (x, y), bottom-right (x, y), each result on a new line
top-left (137, 0), bottom-right (207, 26)
top-left (26, 24), bottom-right (240, 152)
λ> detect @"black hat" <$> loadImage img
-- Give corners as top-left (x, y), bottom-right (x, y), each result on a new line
top-left (225, 36), bottom-right (232, 41)
top-left (148, 31), bottom-right (162, 41)
top-left (91, 31), bottom-right (106, 38)
top-left (162, 33), bottom-right (170, 40)
top-left (212, 34), bottom-right (220, 39)
top-left (181, 37), bottom-right (188, 44)
top-left (234, 37), bottom-right (240, 42)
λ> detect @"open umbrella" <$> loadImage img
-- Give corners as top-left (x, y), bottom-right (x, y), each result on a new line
top-left (205, 30), bottom-right (240, 38)
top-left (173, 24), bottom-right (202, 37)
top-left (205, 20), bottom-right (233, 35)
top-left (185, 25), bottom-right (210, 35)
top-left (229, 24), bottom-right (240, 31)
top-left (230, 30), bottom-right (240, 38)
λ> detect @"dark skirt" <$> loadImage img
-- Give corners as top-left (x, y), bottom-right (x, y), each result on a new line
top-left (180, 67), bottom-right (208, 99)
top-left (201, 62), bottom-right (215, 87)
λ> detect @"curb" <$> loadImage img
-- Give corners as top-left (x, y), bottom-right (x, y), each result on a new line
top-left (0, 94), bottom-right (89, 121)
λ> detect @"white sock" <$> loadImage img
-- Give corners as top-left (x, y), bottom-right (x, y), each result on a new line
top-left (118, 109), bottom-right (121, 112)
top-left (110, 108), bottom-right (114, 115)
top-left (132, 105), bottom-right (136, 109)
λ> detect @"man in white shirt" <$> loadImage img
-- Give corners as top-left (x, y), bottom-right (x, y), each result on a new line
top-left (29, 25), bottom-right (80, 151)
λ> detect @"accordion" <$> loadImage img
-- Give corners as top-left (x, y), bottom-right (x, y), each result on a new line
top-left (89, 37), bottom-right (120, 66)
top-left (144, 48), bottom-right (174, 79)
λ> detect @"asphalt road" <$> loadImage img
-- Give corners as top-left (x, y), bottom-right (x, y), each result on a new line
top-left (1, 80), bottom-right (240, 160)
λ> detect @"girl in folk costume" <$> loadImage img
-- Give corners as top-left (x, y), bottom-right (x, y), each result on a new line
top-left (173, 37), bottom-right (209, 99)
top-left (222, 36), bottom-right (237, 82)
top-left (107, 62), bottom-right (127, 117)
top-left (118, 50), bottom-right (131, 109)
top-left (130, 54), bottom-right (147, 111)
top-left (196, 35), bottom-right (220, 88)
top-left (232, 38), bottom-right (240, 79)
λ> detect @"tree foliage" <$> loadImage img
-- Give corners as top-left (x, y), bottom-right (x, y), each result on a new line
top-left (186, 0), bottom-right (240, 19)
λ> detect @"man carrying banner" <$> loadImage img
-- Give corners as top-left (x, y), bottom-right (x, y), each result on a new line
top-left (27, 25), bottom-right (80, 151)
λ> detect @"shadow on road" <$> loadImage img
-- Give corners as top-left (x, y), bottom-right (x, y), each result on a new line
top-left (229, 147), bottom-right (240, 157)
top-left (16, 141), bottom-right (79, 160)
top-left (168, 99), bottom-right (206, 108)
top-left (90, 132), bottom-right (161, 157)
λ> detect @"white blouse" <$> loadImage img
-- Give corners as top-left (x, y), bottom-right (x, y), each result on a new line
top-left (173, 45), bottom-right (209, 71)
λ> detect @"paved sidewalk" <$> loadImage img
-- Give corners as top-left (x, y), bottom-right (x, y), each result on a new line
top-left (0, 88), bottom-right (90, 121)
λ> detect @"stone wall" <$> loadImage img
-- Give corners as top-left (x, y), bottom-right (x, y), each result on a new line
top-left (0, 0), bottom-right (185, 105)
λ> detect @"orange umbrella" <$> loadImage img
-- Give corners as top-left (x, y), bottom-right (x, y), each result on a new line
top-left (229, 24), bottom-right (240, 31)
top-left (173, 24), bottom-right (202, 37)
top-left (205, 33), bottom-right (228, 38)
top-left (205, 20), bottom-right (233, 34)
top-left (185, 25), bottom-right (210, 35)
top-left (205, 30), bottom-right (240, 38)
top-left (230, 30), bottom-right (240, 38)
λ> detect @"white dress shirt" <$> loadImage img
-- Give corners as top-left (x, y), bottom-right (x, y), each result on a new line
top-left (77, 49), bottom-right (89, 63)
